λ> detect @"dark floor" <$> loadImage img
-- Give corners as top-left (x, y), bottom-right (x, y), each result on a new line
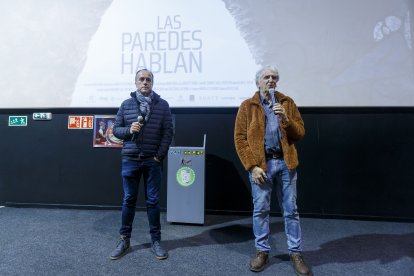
top-left (0, 207), bottom-right (413, 276)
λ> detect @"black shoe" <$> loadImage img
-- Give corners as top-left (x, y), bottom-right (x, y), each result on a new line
top-left (151, 241), bottom-right (168, 260)
top-left (110, 235), bottom-right (130, 260)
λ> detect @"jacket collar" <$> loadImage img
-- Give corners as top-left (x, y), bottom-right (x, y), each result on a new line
top-left (251, 90), bottom-right (287, 105)
top-left (251, 91), bottom-right (262, 105)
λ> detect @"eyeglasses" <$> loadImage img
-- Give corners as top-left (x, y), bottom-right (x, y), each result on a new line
top-left (138, 77), bottom-right (152, 82)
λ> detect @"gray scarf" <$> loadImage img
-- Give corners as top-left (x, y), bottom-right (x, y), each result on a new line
top-left (136, 91), bottom-right (153, 122)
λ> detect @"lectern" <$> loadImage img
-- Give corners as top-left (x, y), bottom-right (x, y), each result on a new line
top-left (167, 135), bottom-right (206, 224)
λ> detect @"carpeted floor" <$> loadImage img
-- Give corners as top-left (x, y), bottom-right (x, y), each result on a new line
top-left (0, 207), bottom-right (413, 275)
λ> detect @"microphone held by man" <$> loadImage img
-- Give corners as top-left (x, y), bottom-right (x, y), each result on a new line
top-left (268, 88), bottom-right (289, 124)
top-left (131, 115), bottom-right (144, 140)
top-left (269, 88), bottom-right (277, 105)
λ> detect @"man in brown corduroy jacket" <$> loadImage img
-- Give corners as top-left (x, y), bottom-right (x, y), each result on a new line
top-left (234, 66), bottom-right (311, 275)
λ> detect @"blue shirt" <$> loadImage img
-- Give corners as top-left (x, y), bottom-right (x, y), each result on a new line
top-left (260, 94), bottom-right (282, 154)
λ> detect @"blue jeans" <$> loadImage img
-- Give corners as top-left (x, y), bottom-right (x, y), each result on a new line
top-left (250, 159), bottom-right (302, 254)
top-left (120, 158), bottom-right (162, 242)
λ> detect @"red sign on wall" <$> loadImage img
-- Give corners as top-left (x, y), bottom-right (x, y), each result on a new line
top-left (68, 116), bottom-right (94, 129)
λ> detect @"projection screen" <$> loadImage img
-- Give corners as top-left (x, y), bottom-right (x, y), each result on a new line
top-left (1, 0), bottom-right (413, 108)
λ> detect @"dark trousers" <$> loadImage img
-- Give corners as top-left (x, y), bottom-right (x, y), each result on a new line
top-left (119, 158), bottom-right (162, 242)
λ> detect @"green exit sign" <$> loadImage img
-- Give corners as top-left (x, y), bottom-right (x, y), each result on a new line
top-left (8, 116), bottom-right (28, 126)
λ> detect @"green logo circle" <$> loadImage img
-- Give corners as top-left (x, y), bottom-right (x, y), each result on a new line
top-left (176, 167), bottom-right (196, 187)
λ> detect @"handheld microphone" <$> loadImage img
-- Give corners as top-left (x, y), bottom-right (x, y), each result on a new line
top-left (132, 115), bottom-right (144, 141)
top-left (137, 115), bottom-right (144, 124)
top-left (269, 88), bottom-right (277, 105)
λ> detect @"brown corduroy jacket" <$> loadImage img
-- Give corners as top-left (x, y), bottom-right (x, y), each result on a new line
top-left (234, 90), bottom-right (305, 172)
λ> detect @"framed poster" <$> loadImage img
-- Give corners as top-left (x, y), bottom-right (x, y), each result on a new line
top-left (93, 115), bottom-right (123, 148)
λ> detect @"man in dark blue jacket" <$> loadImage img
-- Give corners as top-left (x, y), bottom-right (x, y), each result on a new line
top-left (110, 69), bottom-right (173, 261)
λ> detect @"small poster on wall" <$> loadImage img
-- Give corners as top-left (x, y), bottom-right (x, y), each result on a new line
top-left (93, 115), bottom-right (123, 148)
top-left (68, 115), bottom-right (93, 129)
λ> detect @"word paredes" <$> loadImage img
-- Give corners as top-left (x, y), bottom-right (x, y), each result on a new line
top-left (122, 15), bottom-right (202, 74)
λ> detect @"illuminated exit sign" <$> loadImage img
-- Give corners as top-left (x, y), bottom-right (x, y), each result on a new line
top-left (8, 116), bottom-right (28, 126)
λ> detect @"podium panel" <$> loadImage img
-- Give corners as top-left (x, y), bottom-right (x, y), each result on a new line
top-left (167, 136), bottom-right (205, 224)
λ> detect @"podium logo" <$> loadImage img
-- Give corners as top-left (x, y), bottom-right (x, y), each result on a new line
top-left (176, 167), bottom-right (196, 187)
top-left (181, 158), bottom-right (192, 166)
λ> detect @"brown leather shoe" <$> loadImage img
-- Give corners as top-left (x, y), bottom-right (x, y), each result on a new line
top-left (249, 251), bottom-right (269, 272)
top-left (290, 253), bottom-right (312, 276)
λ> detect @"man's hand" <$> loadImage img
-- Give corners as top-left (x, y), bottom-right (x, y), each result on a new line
top-left (251, 166), bottom-right (267, 185)
top-left (272, 103), bottom-right (289, 123)
top-left (130, 121), bottom-right (143, 134)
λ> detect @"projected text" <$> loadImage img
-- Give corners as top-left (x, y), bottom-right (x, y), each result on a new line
top-left (121, 15), bottom-right (202, 74)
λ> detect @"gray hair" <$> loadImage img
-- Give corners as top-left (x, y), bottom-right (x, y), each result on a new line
top-left (255, 66), bottom-right (279, 86)
top-left (135, 68), bottom-right (154, 82)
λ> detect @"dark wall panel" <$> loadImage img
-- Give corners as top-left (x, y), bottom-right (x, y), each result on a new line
top-left (1, 110), bottom-right (123, 206)
top-left (1, 108), bottom-right (413, 220)
top-left (314, 112), bottom-right (414, 218)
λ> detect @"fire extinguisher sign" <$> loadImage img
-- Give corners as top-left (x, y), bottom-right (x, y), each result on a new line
top-left (68, 115), bottom-right (94, 129)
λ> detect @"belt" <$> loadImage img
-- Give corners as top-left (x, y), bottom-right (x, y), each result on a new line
top-left (265, 152), bottom-right (283, 159)
top-left (127, 155), bottom-right (154, 161)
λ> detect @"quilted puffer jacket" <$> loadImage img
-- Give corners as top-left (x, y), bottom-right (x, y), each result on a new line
top-left (113, 91), bottom-right (173, 161)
